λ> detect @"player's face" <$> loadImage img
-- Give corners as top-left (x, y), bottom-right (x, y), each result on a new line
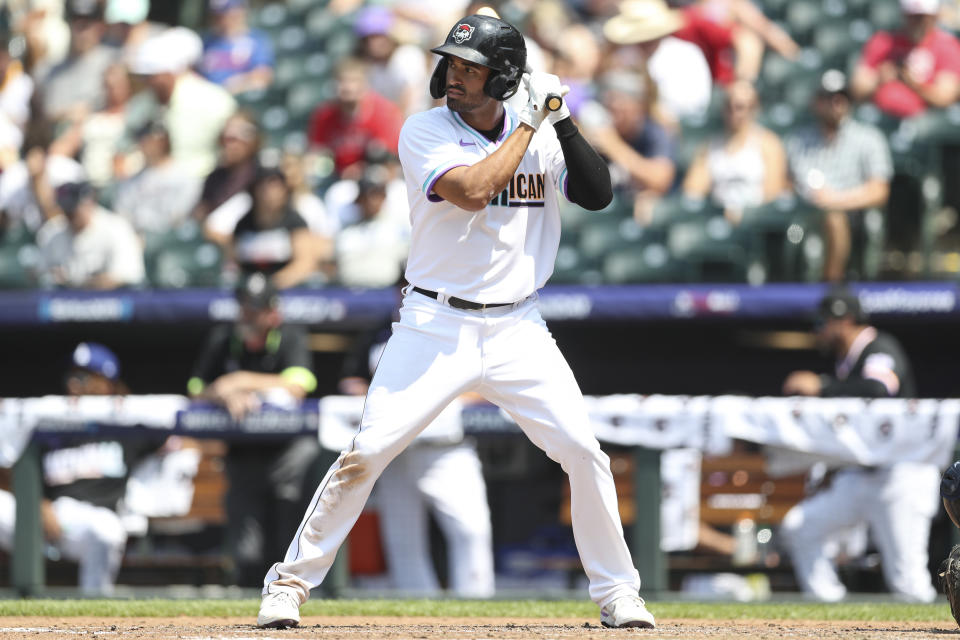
top-left (444, 56), bottom-right (492, 113)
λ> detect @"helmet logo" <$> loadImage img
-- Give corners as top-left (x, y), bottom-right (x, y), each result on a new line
top-left (452, 23), bottom-right (475, 44)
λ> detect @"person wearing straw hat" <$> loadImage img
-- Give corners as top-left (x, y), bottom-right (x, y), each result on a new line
top-left (603, 0), bottom-right (711, 123)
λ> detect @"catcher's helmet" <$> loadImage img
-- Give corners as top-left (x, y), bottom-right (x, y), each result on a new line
top-left (429, 14), bottom-right (526, 101)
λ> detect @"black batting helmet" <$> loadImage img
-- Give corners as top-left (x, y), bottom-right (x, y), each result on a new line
top-left (429, 14), bottom-right (526, 101)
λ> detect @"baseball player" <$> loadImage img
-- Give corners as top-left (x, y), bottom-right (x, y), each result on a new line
top-left (779, 288), bottom-right (937, 602)
top-left (258, 14), bottom-right (655, 629)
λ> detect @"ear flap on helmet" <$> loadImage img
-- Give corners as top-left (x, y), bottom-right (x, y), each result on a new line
top-left (430, 58), bottom-right (448, 99)
top-left (484, 63), bottom-right (521, 100)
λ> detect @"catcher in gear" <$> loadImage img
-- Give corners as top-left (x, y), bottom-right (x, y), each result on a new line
top-left (939, 461), bottom-right (960, 626)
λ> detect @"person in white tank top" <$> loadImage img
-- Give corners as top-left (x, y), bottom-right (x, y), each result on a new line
top-left (683, 80), bottom-right (787, 223)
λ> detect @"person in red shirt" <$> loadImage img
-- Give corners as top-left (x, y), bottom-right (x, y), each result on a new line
top-left (852, 0), bottom-right (960, 118)
top-left (306, 57), bottom-right (403, 178)
top-left (671, 0), bottom-right (798, 84)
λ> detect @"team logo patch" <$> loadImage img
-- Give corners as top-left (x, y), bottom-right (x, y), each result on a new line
top-left (453, 23), bottom-right (475, 44)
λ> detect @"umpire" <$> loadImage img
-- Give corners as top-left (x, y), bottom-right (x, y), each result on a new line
top-left (779, 287), bottom-right (937, 603)
top-left (188, 273), bottom-right (320, 586)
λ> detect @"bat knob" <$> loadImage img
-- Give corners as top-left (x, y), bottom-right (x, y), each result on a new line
top-left (545, 94), bottom-right (563, 112)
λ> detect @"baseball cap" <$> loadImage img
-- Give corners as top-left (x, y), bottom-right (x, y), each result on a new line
top-left (209, 0), bottom-right (246, 13)
top-left (71, 342), bottom-right (120, 380)
top-left (67, 0), bottom-right (105, 20)
top-left (816, 288), bottom-right (866, 325)
top-left (236, 272), bottom-right (279, 310)
top-left (55, 181), bottom-right (94, 216)
top-left (900, 0), bottom-right (939, 14)
top-left (818, 69), bottom-right (850, 97)
top-left (355, 6), bottom-right (394, 37)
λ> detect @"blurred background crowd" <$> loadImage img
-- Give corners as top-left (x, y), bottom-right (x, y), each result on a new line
top-left (2, 0), bottom-right (960, 292)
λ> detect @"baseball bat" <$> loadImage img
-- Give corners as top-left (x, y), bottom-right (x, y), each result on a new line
top-left (545, 93), bottom-right (563, 112)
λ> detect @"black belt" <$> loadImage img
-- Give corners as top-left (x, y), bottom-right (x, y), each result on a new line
top-left (412, 287), bottom-right (515, 311)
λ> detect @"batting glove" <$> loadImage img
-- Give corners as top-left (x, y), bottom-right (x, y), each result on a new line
top-left (517, 72), bottom-right (567, 130)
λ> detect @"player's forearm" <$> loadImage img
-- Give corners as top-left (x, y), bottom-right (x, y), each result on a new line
top-left (435, 125), bottom-right (535, 211)
top-left (554, 118), bottom-right (612, 211)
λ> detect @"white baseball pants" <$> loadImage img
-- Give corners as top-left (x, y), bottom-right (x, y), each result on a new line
top-left (264, 291), bottom-right (642, 606)
top-left (780, 462), bottom-right (940, 602)
top-left (0, 490), bottom-right (127, 594)
top-left (374, 442), bottom-right (495, 597)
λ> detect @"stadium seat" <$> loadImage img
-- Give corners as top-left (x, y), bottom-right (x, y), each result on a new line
top-left (869, 0), bottom-right (901, 32)
top-left (287, 81), bottom-right (334, 122)
top-left (602, 244), bottom-right (688, 283)
top-left (814, 20), bottom-right (859, 70)
top-left (151, 242), bottom-right (223, 288)
top-left (666, 217), bottom-right (750, 282)
top-left (578, 215), bottom-right (649, 261)
top-left (785, 0), bottom-right (823, 46)
top-left (649, 193), bottom-right (720, 227)
top-left (0, 243), bottom-right (35, 288)
top-left (306, 7), bottom-right (339, 40)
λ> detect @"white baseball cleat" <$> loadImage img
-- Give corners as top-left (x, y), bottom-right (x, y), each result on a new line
top-left (600, 595), bottom-right (656, 629)
top-left (257, 591), bottom-right (301, 628)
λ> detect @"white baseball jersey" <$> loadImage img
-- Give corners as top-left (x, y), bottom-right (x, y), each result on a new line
top-left (399, 104), bottom-right (569, 304)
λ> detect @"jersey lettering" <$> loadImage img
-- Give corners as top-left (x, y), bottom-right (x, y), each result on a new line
top-left (490, 171), bottom-right (547, 208)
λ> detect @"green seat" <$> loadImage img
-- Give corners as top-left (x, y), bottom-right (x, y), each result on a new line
top-left (0, 243), bottom-right (35, 288)
top-left (869, 0), bottom-right (901, 32)
top-left (287, 81), bottom-right (333, 121)
top-left (667, 217), bottom-right (749, 282)
top-left (325, 30), bottom-right (356, 58)
top-left (306, 7), bottom-right (339, 40)
top-left (814, 20), bottom-right (858, 69)
top-left (550, 244), bottom-right (591, 284)
top-left (151, 242), bottom-right (222, 288)
top-left (276, 25), bottom-right (309, 54)
top-left (650, 193), bottom-right (720, 227)
top-left (578, 216), bottom-right (648, 261)
top-left (785, 0), bottom-right (823, 45)
top-left (602, 244), bottom-right (687, 283)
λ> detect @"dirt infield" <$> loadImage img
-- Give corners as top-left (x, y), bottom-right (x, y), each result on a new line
top-left (0, 616), bottom-right (954, 640)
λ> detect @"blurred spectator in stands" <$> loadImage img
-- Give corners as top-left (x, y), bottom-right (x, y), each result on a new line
top-left (324, 144), bottom-right (409, 231)
top-left (851, 0), bottom-right (960, 119)
top-left (354, 6), bottom-right (428, 118)
top-left (127, 26), bottom-right (236, 177)
top-left (103, 0), bottom-right (154, 54)
top-left (334, 164), bottom-right (409, 288)
top-left (224, 166), bottom-right (317, 290)
top-left (192, 111), bottom-right (260, 225)
top-left (780, 288), bottom-right (937, 603)
top-left (113, 121), bottom-right (202, 237)
top-left (188, 272), bottom-right (320, 587)
top-left (35, 180), bottom-right (145, 288)
top-left (0, 31), bottom-right (34, 169)
top-left (39, 0), bottom-right (119, 123)
top-left (603, 0), bottom-right (712, 124)
top-left (198, 0), bottom-right (274, 96)
top-left (683, 81), bottom-right (787, 224)
top-left (281, 151), bottom-right (337, 268)
top-left (0, 130), bottom-right (85, 233)
top-left (307, 57), bottom-right (403, 179)
top-left (53, 62), bottom-right (133, 189)
top-left (14, 0), bottom-right (71, 77)
top-left (787, 70), bottom-right (892, 282)
top-left (579, 69), bottom-right (676, 225)
top-left (671, 0), bottom-right (799, 84)
top-left (0, 341), bottom-right (168, 594)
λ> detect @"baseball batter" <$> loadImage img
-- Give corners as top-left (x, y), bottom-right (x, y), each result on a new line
top-left (258, 14), bottom-right (655, 629)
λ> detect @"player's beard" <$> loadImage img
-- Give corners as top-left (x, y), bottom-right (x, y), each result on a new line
top-left (446, 90), bottom-right (484, 114)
